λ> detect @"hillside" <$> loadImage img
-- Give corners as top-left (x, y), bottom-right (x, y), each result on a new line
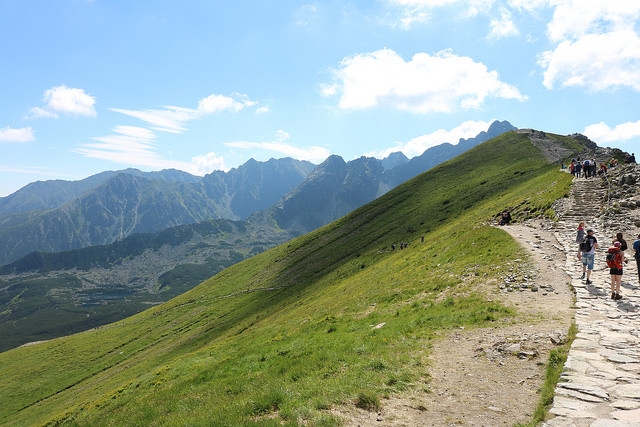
top-left (0, 131), bottom-right (581, 426)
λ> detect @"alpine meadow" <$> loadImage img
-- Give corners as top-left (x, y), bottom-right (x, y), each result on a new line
top-left (0, 131), bottom-right (581, 426)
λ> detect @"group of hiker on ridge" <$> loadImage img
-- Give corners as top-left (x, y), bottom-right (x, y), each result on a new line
top-left (576, 222), bottom-right (640, 300)
top-left (568, 158), bottom-right (608, 178)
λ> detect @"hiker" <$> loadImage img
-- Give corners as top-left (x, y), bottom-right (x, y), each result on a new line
top-left (575, 222), bottom-right (585, 248)
top-left (599, 163), bottom-right (607, 175)
top-left (575, 161), bottom-right (582, 178)
top-left (612, 232), bottom-right (628, 252)
top-left (569, 161), bottom-right (576, 176)
top-left (607, 241), bottom-right (625, 300)
top-left (633, 234), bottom-right (640, 283)
top-left (499, 211), bottom-right (512, 226)
top-left (582, 159), bottom-right (590, 178)
top-left (579, 229), bottom-right (598, 284)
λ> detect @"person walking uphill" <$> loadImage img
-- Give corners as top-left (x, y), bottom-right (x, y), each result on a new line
top-left (607, 241), bottom-right (625, 300)
top-left (579, 229), bottom-right (599, 284)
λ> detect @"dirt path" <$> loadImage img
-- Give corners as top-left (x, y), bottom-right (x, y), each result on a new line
top-left (337, 220), bottom-right (575, 426)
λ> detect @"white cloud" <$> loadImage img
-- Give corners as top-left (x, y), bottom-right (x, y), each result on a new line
top-left (0, 126), bottom-right (35, 143)
top-left (366, 119), bottom-right (493, 158)
top-left (225, 140), bottom-right (330, 163)
top-left (111, 92), bottom-right (257, 134)
top-left (198, 92), bottom-right (256, 114)
top-left (191, 152), bottom-right (227, 175)
top-left (75, 125), bottom-right (224, 175)
top-left (322, 48), bottom-right (526, 113)
top-left (28, 85), bottom-right (96, 119)
top-left (488, 8), bottom-right (519, 40)
top-left (274, 130), bottom-right (290, 141)
top-left (540, 2), bottom-right (640, 91)
top-left (584, 120), bottom-right (640, 144)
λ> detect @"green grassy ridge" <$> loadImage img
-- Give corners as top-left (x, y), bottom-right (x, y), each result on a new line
top-left (0, 131), bottom-right (578, 426)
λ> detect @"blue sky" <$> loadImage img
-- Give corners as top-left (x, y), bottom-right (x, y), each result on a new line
top-left (1, 0), bottom-right (640, 197)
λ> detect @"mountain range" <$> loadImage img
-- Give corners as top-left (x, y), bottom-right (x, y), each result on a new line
top-left (0, 120), bottom-right (515, 267)
top-left (0, 120), bottom-right (517, 351)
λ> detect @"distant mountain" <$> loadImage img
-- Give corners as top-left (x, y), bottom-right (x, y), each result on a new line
top-left (201, 157), bottom-right (316, 219)
top-left (0, 158), bottom-right (314, 266)
top-left (381, 151), bottom-right (409, 169)
top-left (0, 168), bottom-right (201, 214)
top-left (383, 120), bottom-right (517, 186)
top-left (271, 155), bottom-right (383, 234)
top-left (270, 120), bottom-right (517, 234)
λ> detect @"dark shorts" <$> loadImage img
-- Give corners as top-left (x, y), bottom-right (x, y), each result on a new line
top-left (610, 268), bottom-right (623, 276)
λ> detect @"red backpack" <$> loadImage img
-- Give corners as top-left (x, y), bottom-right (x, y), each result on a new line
top-left (606, 247), bottom-right (622, 269)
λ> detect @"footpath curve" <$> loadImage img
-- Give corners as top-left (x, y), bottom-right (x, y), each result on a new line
top-left (542, 174), bottom-right (640, 426)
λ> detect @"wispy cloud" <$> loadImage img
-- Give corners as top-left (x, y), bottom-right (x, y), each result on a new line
top-left (386, 0), bottom-right (495, 29)
top-left (226, 131), bottom-right (330, 162)
top-left (365, 119), bottom-right (493, 158)
top-left (321, 48), bottom-right (526, 113)
top-left (0, 126), bottom-right (35, 143)
top-left (75, 125), bottom-right (226, 175)
top-left (76, 92), bottom-right (259, 174)
top-left (111, 92), bottom-right (257, 134)
top-left (27, 85), bottom-right (96, 119)
top-left (76, 126), bottom-right (163, 163)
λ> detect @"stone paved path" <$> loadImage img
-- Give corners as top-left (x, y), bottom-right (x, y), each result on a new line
top-left (543, 176), bottom-right (640, 426)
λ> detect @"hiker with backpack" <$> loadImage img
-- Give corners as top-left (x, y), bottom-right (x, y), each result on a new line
top-left (606, 241), bottom-right (626, 300)
top-left (579, 229), bottom-right (598, 284)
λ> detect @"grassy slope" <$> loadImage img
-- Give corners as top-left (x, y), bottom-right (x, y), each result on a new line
top-left (0, 132), bottom-right (577, 426)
